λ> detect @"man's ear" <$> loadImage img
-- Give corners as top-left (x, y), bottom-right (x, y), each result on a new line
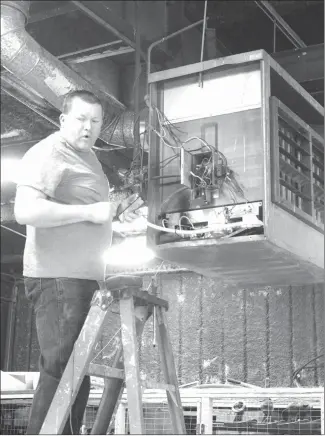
top-left (59, 113), bottom-right (65, 127)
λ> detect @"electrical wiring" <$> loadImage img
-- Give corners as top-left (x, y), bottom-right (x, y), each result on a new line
top-left (154, 119), bottom-right (216, 158)
top-left (118, 141), bottom-right (147, 194)
top-left (190, 171), bottom-right (207, 187)
top-left (151, 105), bottom-right (189, 152)
top-left (151, 103), bottom-right (218, 158)
top-left (151, 175), bottom-right (180, 180)
top-left (183, 136), bottom-right (213, 153)
top-left (192, 153), bottom-right (215, 188)
top-left (147, 220), bottom-right (263, 236)
top-left (179, 215), bottom-right (195, 230)
top-left (225, 182), bottom-right (237, 203)
top-left (160, 154), bottom-right (179, 164)
top-left (201, 157), bottom-right (211, 165)
top-left (160, 154), bottom-right (180, 170)
top-left (149, 103), bottom-right (247, 206)
top-left (122, 109), bottom-right (151, 190)
top-left (151, 127), bottom-right (182, 150)
top-left (153, 104), bottom-right (185, 136)
top-left (150, 106), bottom-right (218, 164)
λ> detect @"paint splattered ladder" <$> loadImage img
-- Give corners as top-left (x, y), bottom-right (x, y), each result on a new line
top-left (39, 276), bottom-right (186, 435)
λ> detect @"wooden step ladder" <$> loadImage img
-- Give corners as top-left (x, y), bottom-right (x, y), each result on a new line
top-left (39, 276), bottom-right (186, 435)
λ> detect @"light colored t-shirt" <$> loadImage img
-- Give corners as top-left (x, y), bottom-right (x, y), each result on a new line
top-left (17, 132), bottom-right (111, 280)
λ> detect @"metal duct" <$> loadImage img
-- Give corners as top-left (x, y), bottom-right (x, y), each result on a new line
top-left (0, 0), bottom-right (135, 148)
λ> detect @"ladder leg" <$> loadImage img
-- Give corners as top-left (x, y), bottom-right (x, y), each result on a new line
top-left (155, 307), bottom-right (186, 434)
top-left (90, 345), bottom-right (124, 434)
top-left (92, 303), bottom-right (152, 434)
top-left (115, 402), bottom-right (127, 434)
top-left (119, 297), bottom-right (145, 434)
top-left (40, 304), bottom-right (110, 434)
top-left (91, 378), bottom-right (125, 435)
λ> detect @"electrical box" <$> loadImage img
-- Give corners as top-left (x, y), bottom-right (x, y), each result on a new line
top-left (146, 50), bottom-right (324, 287)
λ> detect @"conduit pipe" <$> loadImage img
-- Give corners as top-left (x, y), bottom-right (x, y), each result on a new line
top-left (254, 1), bottom-right (306, 49)
top-left (1, 1), bottom-right (135, 148)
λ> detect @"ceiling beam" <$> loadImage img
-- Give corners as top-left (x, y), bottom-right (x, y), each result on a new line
top-left (255, 0), bottom-right (306, 49)
top-left (272, 44), bottom-right (324, 84)
top-left (58, 40), bottom-right (123, 59)
top-left (65, 46), bottom-right (135, 64)
top-left (71, 1), bottom-right (147, 61)
top-left (28, 2), bottom-right (79, 24)
top-left (71, 1), bottom-right (172, 64)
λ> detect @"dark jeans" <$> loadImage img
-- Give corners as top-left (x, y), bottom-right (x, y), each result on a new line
top-left (24, 277), bottom-right (98, 435)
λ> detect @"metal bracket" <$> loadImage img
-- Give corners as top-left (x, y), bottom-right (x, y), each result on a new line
top-left (91, 289), bottom-right (113, 311)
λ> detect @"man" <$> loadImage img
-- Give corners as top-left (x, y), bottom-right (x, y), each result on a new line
top-left (14, 90), bottom-right (143, 434)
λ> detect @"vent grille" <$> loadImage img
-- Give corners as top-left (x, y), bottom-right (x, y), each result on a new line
top-left (312, 137), bottom-right (324, 224)
top-left (270, 97), bottom-right (324, 231)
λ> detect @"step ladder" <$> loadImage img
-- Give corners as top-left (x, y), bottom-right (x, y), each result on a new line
top-left (39, 276), bottom-right (186, 435)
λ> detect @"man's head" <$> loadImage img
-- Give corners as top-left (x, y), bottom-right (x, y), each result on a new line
top-left (59, 90), bottom-right (103, 152)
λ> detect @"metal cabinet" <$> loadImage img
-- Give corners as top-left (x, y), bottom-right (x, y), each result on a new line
top-left (146, 50), bottom-right (324, 287)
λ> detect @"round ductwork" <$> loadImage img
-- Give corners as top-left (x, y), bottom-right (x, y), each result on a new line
top-left (1, 0), bottom-right (135, 148)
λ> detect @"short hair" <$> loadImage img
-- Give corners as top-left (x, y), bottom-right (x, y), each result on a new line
top-left (62, 90), bottom-right (103, 114)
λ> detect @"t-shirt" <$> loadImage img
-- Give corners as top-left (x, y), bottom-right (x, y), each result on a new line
top-left (17, 132), bottom-right (111, 280)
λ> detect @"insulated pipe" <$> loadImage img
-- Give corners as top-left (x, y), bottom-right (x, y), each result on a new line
top-left (1, 1), bottom-right (135, 148)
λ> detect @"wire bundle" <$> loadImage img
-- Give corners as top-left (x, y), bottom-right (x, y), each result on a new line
top-left (151, 104), bottom-right (186, 151)
top-left (151, 104), bottom-right (245, 204)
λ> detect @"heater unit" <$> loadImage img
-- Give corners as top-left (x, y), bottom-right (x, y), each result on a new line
top-left (146, 50), bottom-right (324, 287)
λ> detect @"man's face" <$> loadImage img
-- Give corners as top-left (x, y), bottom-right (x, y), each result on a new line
top-left (59, 97), bottom-right (103, 151)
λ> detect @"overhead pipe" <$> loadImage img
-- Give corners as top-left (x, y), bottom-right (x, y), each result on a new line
top-left (198, 0), bottom-right (208, 87)
top-left (255, 1), bottom-right (306, 49)
top-left (0, 1), bottom-right (135, 149)
top-left (147, 17), bottom-right (207, 79)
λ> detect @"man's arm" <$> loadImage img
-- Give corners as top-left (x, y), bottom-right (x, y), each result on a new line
top-left (15, 186), bottom-right (117, 228)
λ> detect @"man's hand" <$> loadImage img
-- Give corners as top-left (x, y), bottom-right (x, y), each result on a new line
top-left (86, 202), bottom-right (117, 224)
top-left (116, 193), bottom-right (144, 223)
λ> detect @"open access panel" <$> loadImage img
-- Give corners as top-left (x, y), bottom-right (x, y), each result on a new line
top-left (146, 50), bottom-right (324, 287)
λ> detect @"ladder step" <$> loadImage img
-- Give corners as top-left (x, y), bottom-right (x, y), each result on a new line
top-left (111, 288), bottom-right (169, 310)
top-left (141, 380), bottom-right (176, 392)
top-left (88, 363), bottom-right (124, 380)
